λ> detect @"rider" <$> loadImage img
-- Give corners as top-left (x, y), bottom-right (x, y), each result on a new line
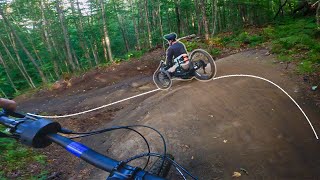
top-left (0, 98), bottom-right (17, 111)
top-left (164, 33), bottom-right (189, 74)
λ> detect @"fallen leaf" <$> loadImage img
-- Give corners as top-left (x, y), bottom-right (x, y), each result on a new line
top-left (232, 172), bottom-right (241, 178)
top-left (223, 140), bottom-right (228, 143)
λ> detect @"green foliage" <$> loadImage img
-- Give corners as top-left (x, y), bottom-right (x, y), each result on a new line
top-left (206, 17), bottom-right (319, 74)
top-left (0, 126), bottom-right (47, 178)
top-left (262, 26), bottom-right (276, 39)
top-left (125, 50), bottom-right (146, 59)
top-left (248, 35), bottom-right (264, 46)
top-left (266, 18), bottom-right (320, 73)
top-left (184, 41), bottom-right (200, 52)
top-left (210, 48), bottom-right (222, 56)
top-left (237, 32), bottom-right (250, 43)
top-left (277, 54), bottom-right (292, 62)
top-left (226, 41), bottom-right (242, 48)
top-left (298, 60), bottom-right (315, 73)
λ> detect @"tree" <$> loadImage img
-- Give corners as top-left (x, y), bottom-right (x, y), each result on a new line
top-left (174, 0), bottom-right (181, 35)
top-left (99, 0), bottom-right (113, 62)
top-left (212, 0), bottom-right (218, 35)
top-left (144, 0), bottom-right (152, 48)
top-left (55, 0), bottom-right (76, 71)
top-left (274, 0), bottom-right (288, 19)
top-left (0, 51), bottom-right (18, 93)
top-left (0, 7), bottom-right (48, 84)
top-left (199, 0), bottom-right (210, 40)
top-left (0, 38), bottom-right (35, 88)
top-left (129, 0), bottom-right (141, 50)
top-left (313, 1), bottom-right (320, 27)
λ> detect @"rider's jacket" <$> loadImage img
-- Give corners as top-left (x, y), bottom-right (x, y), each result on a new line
top-left (166, 41), bottom-right (187, 67)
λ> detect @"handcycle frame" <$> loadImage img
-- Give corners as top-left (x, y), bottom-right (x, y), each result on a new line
top-left (153, 48), bottom-right (216, 90)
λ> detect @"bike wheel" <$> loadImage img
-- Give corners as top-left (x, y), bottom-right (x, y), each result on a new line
top-left (149, 154), bottom-right (174, 178)
top-left (153, 70), bottom-right (172, 90)
top-left (189, 49), bottom-right (217, 80)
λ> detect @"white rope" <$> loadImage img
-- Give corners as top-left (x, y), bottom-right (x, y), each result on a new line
top-left (27, 88), bottom-right (161, 119)
top-left (211, 74), bottom-right (319, 140)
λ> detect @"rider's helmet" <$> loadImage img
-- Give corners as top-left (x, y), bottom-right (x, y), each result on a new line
top-left (164, 33), bottom-right (177, 41)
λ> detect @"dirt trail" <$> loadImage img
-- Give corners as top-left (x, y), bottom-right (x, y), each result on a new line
top-left (16, 49), bottom-right (320, 179)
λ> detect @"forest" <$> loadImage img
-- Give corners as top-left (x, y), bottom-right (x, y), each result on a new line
top-left (0, 0), bottom-right (319, 98)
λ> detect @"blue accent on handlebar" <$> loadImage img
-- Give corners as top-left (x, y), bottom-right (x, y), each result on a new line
top-left (66, 142), bottom-right (89, 157)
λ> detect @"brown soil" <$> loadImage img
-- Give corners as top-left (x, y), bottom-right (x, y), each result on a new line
top-left (15, 48), bottom-right (320, 180)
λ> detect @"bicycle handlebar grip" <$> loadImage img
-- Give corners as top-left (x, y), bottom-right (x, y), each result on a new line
top-left (0, 98), bottom-right (17, 111)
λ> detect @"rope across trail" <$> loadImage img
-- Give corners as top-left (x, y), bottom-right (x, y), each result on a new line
top-left (28, 74), bottom-right (319, 140)
top-left (28, 88), bottom-right (161, 118)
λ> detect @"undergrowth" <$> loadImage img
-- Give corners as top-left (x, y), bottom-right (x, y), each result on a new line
top-left (0, 125), bottom-right (48, 179)
top-left (185, 17), bottom-right (320, 74)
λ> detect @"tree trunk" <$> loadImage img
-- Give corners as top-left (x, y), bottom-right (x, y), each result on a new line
top-left (0, 52), bottom-right (18, 93)
top-left (43, 0), bottom-right (64, 75)
top-left (56, 0), bottom-right (76, 71)
top-left (99, 0), bottom-right (113, 62)
top-left (184, 9), bottom-right (190, 35)
top-left (50, 36), bottom-right (66, 73)
top-left (76, 0), bottom-right (92, 67)
top-left (40, 0), bottom-right (59, 79)
top-left (151, 0), bottom-right (157, 28)
top-left (174, 0), bottom-right (181, 35)
top-left (0, 38), bottom-right (34, 88)
top-left (129, 0), bottom-right (141, 50)
top-left (212, 0), bottom-right (218, 35)
top-left (157, 0), bottom-right (165, 51)
top-left (222, 1), bottom-right (226, 29)
top-left (72, 0), bottom-right (93, 67)
top-left (194, 0), bottom-right (202, 35)
top-left (218, 6), bottom-right (222, 32)
top-left (137, 1), bottom-right (146, 48)
top-left (317, 1), bottom-right (320, 27)
top-left (0, 8), bottom-right (47, 84)
top-left (112, 0), bottom-right (130, 53)
top-left (0, 88), bottom-right (8, 98)
top-left (144, 0), bottom-right (153, 48)
top-left (8, 32), bottom-right (36, 88)
top-left (91, 40), bottom-right (99, 65)
top-left (274, 0), bottom-right (288, 19)
top-left (8, 13), bottom-right (45, 68)
top-left (72, 48), bottom-right (81, 70)
top-left (167, 10), bottom-right (172, 32)
top-left (200, 0), bottom-right (210, 40)
top-left (191, 13), bottom-right (194, 30)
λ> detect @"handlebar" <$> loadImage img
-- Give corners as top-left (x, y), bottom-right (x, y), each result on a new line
top-left (0, 111), bottom-right (166, 180)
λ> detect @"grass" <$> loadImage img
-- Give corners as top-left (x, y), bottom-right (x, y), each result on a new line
top-left (0, 125), bottom-right (47, 179)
